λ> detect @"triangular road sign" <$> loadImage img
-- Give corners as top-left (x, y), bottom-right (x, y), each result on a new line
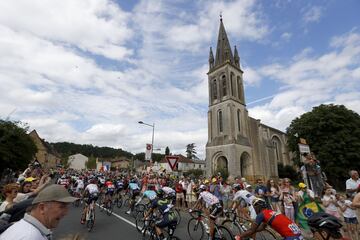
top-left (166, 156), bottom-right (179, 171)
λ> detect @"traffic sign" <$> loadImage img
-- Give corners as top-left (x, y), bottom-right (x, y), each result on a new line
top-left (166, 156), bottom-right (179, 171)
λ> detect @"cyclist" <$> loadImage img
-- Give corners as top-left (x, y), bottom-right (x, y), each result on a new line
top-left (115, 177), bottom-right (124, 194)
top-left (162, 186), bottom-right (176, 204)
top-left (75, 176), bottom-right (85, 197)
top-left (231, 183), bottom-right (257, 219)
top-left (235, 198), bottom-right (303, 240)
top-left (126, 179), bottom-right (141, 215)
top-left (144, 189), bottom-right (178, 240)
top-left (190, 184), bottom-right (222, 240)
top-left (103, 178), bottom-right (115, 207)
top-left (81, 178), bottom-right (99, 224)
top-left (136, 185), bottom-right (157, 206)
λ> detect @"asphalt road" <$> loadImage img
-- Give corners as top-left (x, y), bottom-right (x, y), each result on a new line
top-left (54, 203), bottom-right (191, 240)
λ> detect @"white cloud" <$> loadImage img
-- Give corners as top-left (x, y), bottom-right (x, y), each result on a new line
top-left (0, 0), bottom-right (133, 61)
top-left (281, 32), bottom-right (292, 41)
top-left (249, 31), bottom-right (360, 131)
top-left (302, 6), bottom-right (323, 23)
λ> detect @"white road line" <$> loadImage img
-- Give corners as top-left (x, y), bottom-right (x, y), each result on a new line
top-left (96, 203), bottom-right (136, 228)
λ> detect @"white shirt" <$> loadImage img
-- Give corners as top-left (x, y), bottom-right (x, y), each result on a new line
top-left (322, 195), bottom-right (338, 212)
top-left (297, 189), bottom-right (315, 199)
top-left (76, 179), bottom-right (84, 189)
top-left (338, 200), bottom-right (357, 218)
top-left (346, 178), bottom-right (360, 197)
top-left (162, 187), bottom-right (175, 195)
top-left (233, 190), bottom-right (255, 205)
top-left (85, 184), bottom-right (99, 194)
top-left (198, 191), bottom-right (219, 206)
top-left (0, 214), bottom-right (50, 240)
top-left (0, 201), bottom-right (9, 212)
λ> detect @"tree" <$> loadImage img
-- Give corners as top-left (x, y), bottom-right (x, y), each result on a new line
top-left (186, 143), bottom-right (197, 159)
top-left (86, 155), bottom-right (97, 169)
top-left (165, 146), bottom-right (170, 156)
top-left (0, 120), bottom-right (37, 173)
top-left (286, 104), bottom-right (360, 189)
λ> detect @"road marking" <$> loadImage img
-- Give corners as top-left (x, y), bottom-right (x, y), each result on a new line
top-left (96, 203), bottom-right (136, 228)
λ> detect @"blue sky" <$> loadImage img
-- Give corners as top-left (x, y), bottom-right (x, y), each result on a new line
top-left (0, 0), bottom-right (359, 158)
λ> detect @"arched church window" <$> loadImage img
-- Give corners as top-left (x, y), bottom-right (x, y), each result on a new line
top-left (237, 109), bottom-right (241, 131)
top-left (218, 110), bottom-right (223, 133)
top-left (237, 76), bottom-right (242, 100)
top-left (272, 137), bottom-right (282, 163)
top-left (230, 72), bottom-right (235, 96)
top-left (213, 79), bottom-right (217, 100)
top-left (222, 75), bottom-right (227, 97)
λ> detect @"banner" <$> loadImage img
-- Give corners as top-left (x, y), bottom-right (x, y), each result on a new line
top-left (145, 143), bottom-right (152, 161)
top-left (296, 191), bottom-right (323, 230)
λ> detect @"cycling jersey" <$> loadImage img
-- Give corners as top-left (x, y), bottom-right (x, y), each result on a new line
top-left (105, 181), bottom-right (115, 189)
top-left (85, 184), bottom-right (99, 195)
top-left (255, 209), bottom-right (302, 238)
top-left (162, 187), bottom-right (175, 195)
top-left (233, 190), bottom-right (255, 205)
top-left (143, 190), bottom-right (157, 200)
top-left (198, 191), bottom-right (219, 207)
top-left (115, 180), bottom-right (124, 189)
top-left (151, 199), bottom-right (177, 229)
top-left (129, 183), bottom-right (140, 191)
top-left (76, 179), bottom-right (84, 189)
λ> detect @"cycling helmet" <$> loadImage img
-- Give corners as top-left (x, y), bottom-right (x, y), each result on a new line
top-left (308, 212), bottom-right (342, 238)
top-left (232, 183), bottom-right (241, 191)
top-left (252, 198), bottom-right (267, 209)
top-left (199, 184), bottom-right (207, 192)
top-left (156, 189), bottom-right (165, 198)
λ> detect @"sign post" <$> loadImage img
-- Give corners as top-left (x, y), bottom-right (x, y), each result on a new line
top-left (166, 156), bottom-right (179, 171)
top-left (145, 143), bottom-right (152, 161)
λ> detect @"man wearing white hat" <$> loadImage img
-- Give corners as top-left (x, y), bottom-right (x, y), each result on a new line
top-left (0, 184), bottom-right (77, 240)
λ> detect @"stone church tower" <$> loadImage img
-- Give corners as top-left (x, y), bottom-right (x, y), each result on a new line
top-left (206, 18), bottom-right (292, 181)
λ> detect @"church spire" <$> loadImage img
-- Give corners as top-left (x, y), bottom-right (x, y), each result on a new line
top-left (215, 16), bottom-right (234, 67)
top-left (234, 45), bottom-right (240, 68)
top-left (209, 47), bottom-right (214, 70)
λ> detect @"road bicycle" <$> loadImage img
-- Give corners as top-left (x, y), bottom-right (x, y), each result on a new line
top-left (114, 191), bottom-right (123, 208)
top-left (187, 209), bottom-right (233, 240)
top-left (85, 199), bottom-right (96, 232)
top-left (142, 214), bottom-right (180, 240)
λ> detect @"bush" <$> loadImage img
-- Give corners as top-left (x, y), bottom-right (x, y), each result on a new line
top-left (278, 163), bottom-right (301, 181)
top-left (183, 169), bottom-right (204, 178)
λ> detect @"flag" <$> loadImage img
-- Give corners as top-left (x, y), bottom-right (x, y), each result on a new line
top-left (296, 191), bottom-right (323, 230)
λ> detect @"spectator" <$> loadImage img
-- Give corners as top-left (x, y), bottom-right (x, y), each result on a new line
top-left (346, 170), bottom-right (360, 199)
top-left (281, 191), bottom-right (295, 221)
top-left (221, 180), bottom-right (232, 210)
top-left (179, 177), bottom-right (189, 208)
top-left (0, 183), bottom-right (19, 212)
top-left (175, 180), bottom-right (184, 209)
top-left (336, 194), bottom-right (359, 240)
top-left (14, 175), bottom-right (51, 203)
top-left (322, 186), bottom-right (340, 218)
top-left (209, 177), bottom-right (223, 205)
top-left (0, 184), bottom-right (77, 240)
top-left (267, 179), bottom-right (281, 212)
top-left (303, 153), bottom-right (324, 197)
top-left (254, 178), bottom-right (268, 199)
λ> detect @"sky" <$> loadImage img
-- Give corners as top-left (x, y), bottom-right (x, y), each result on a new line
top-left (0, 0), bottom-right (359, 158)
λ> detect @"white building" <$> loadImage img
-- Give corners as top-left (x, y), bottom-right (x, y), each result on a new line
top-left (68, 153), bottom-right (88, 170)
top-left (159, 155), bottom-right (206, 173)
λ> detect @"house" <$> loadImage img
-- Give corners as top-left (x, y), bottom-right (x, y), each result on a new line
top-left (29, 130), bottom-right (61, 169)
top-left (159, 155), bottom-right (206, 173)
top-left (68, 153), bottom-right (88, 170)
top-left (111, 158), bottom-right (131, 170)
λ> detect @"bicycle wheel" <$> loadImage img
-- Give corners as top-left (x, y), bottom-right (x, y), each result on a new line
top-left (135, 213), bottom-right (146, 232)
top-left (174, 209), bottom-right (181, 225)
top-left (123, 198), bottom-right (130, 209)
top-left (86, 209), bottom-right (95, 232)
top-left (142, 226), bottom-right (156, 240)
top-left (214, 225), bottom-right (234, 240)
top-left (187, 218), bottom-right (205, 240)
top-left (222, 220), bottom-right (242, 237)
top-left (116, 195), bottom-right (123, 208)
top-left (106, 201), bottom-right (113, 216)
top-left (255, 228), bottom-right (280, 240)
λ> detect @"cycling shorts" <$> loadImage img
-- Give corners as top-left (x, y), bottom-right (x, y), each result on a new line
top-left (131, 189), bottom-right (140, 200)
top-left (87, 193), bottom-right (99, 204)
top-left (209, 203), bottom-right (222, 220)
top-left (155, 213), bottom-right (177, 229)
top-left (116, 187), bottom-right (123, 193)
top-left (105, 188), bottom-right (115, 196)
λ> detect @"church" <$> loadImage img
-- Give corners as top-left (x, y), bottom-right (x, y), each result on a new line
top-left (205, 18), bottom-right (292, 181)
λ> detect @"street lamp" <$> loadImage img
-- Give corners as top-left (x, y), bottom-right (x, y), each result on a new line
top-left (138, 121), bottom-right (155, 162)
